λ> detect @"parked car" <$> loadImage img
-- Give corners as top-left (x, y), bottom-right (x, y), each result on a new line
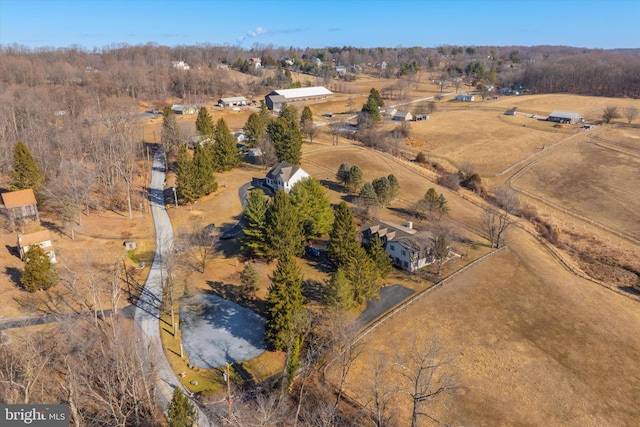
top-left (306, 246), bottom-right (320, 257)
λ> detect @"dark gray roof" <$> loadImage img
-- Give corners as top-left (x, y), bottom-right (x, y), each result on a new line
top-left (393, 231), bottom-right (435, 258)
top-left (361, 220), bottom-right (416, 243)
top-left (266, 161), bottom-right (300, 182)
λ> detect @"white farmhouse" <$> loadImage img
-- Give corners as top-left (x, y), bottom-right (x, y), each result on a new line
top-left (361, 221), bottom-right (435, 272)
top-left (265, 162), bottom-right (310, 194)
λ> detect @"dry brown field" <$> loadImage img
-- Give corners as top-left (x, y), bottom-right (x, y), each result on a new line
top-left (512, 134), bottom-right (640, 240)
top-left (332, 227), bottom-right (640, 426)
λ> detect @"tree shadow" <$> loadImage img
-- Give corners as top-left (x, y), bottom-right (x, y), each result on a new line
top-left (40, 220), bottom-right (65, 236)
top-left (206, 281), bottom-right (267, 317)
top-left (5, 244), bottom-right (20, 259)
top-left (5, 266), bottom-right (21, 287)
top-left (619, 286), bottom-right (640, 297)
top-left (319, 179), bottom-right (343, 194)
top-left (340, 194), bottom-right (356, 203)
top-left (302, 279), bottom-right (325, 305)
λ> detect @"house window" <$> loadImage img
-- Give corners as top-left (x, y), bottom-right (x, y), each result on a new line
top-left (401, 249), bottom-right (406, 256)
top-left (403, 261), bottom-right (409, 269)
top-left (389, 244), bottom-right (395, 252)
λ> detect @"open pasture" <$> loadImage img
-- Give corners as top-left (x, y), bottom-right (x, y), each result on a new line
top-left (407, 108), bottom-right (562, 176)
top-left (335, 228), bottom-right (640, 426)
top-left (485, 93), bottom-right (640, 123)
top-left (512, 137), bottom-right (640, 240)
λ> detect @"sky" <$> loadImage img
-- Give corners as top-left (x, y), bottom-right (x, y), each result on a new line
top-left (0, 0), bottom-right (638, 50)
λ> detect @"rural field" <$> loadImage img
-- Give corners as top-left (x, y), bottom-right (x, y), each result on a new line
top-left (332, 226), bottom-right (640, 426)
top-left (512, 133), bottom-right (640, 240)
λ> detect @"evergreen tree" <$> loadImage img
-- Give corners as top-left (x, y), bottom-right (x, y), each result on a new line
top-left (361, 96), bottom-right (381, 122)
top-left (161, 108), bottom-right (181, 155)
top-left (367, 235), bottom-right (393, 279)
top-left (300, 105), bottom-right (313, 126)
top-left (359, 182), bottom-right (380, 208)
top-left (265, 190), bottom-right (303, 259)
top-left (21, 244), bottom-right (57, 292)
top-left (195, 106), bottom-right (214, 136)
top-left (176, 145), bottom-right (198, 204)
top-left (372, 176), bottom-right (392, 206)
top-left (265, 250), bottom-right (305, 351)
top-left (192, 143), bottom-right (218, 197)
top-left (387, 174), bottom-right (400, 203)
top-left (241, 189), bottom-right (269, 257)
top-left (243, 112), bottom-right (266, 148)
top-left (10, 141), bottom-right (44, 196)
top-left (267, 106), bottom-right (303, 164)
top-left (346, 165), bottom-right (363, 193)
top-left (437, 194), bottom-right (450, 216)
top-left (325, 268), bottom-right (354, 310)
top-left (212, 118), bottom-right (240, 172)
top-left (343, 245), bottom-right (380, 305)
top-left (279, 103), bottom-right (299, 126)
top-left (419, 187), bottom-right (441, 218)
top-left (336, 162), bottom-right (351, 188)
top-left (167, 387), bottom-right (196, 427)
top-left (369, 88), bottom-right (385, 108)
top-left (239, 263), bottom-right (260, 299)
top-left (327, 202), bottom-right (358, 265)
top-left (289, 178), bottom-right (334, 240)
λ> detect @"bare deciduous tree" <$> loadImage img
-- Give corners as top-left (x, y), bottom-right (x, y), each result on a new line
top-left (394, 333), bottom-right (457, 427)
top-left (430, 224), bottom-right (453, 275)
top-left (602, 106), bottom-right (620, 124)
top-left (624, 107), bottom-right (638, 124)
top-left (483, 207), bottom-right (510, 249)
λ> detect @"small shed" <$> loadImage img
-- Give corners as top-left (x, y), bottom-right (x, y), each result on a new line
top-left (414, 114), bottom-right (430, 121)
top-left (18, 230), bottom-right (56, 263)
top-left (218, 96), bottom-right (248, 107)
top-left (393, 111), bottom-right (413, 121)
top-left (454, 94), bottom-right (475, 102)
top-left (1, 189), bottom-right (39, 224)
top-left (123, 240), bottom-right (137, 251)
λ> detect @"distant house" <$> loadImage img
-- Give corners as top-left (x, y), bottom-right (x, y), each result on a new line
top-left (393, 111), bottom-right (413, 121)
top-left (335, 65), bottom-right (347, 76)
top-left (172, 104), bottom-right (197, 115)
top-left (547, 110), bottom-right (584, 124)
top-left (264, 86), bottom-right (333, 111)
top-left (218, 96), bottom-right (248, 107)
top-left (380, 61), bottom-right (387, 70)
top-left (249, 57), bottom-right (262, 69)
top-left (172, 61), bottom-right (190, 70)
top-left (18, 230), bottom-right (56, 263)
top-left (361, 221), bottom-right (435, 272)
top-left (454, 94), bottom-right (475, 102)
top-left (382, 107), bottom-right (398, 118)
top-left (1, 189), bottom-right (39, 224)
top-left (265, 161), bottom-right (310, 194)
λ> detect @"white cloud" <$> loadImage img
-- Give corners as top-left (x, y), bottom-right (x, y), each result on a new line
top-left (247, 26), bottom-right (267, 37)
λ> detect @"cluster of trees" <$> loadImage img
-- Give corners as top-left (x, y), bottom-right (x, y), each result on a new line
top-left (242, 179), bottom-right (333, 259)
top-left (326, 202), bottom-right (392, 309)
top-left (173, 107), bottom-right (247, 204)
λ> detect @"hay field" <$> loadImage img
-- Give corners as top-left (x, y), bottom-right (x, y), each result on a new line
top-left (484, 93), bottom-right (640, 122)
top-left (408, 109), bottom-right (562, 175)
top-left (512, 137), bottom-right (640, 240)
top-left (335, 227), bottom-right (640, 426)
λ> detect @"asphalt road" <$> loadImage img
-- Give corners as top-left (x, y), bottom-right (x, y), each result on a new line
top-left (134, 148), bottom-right (211, 426)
